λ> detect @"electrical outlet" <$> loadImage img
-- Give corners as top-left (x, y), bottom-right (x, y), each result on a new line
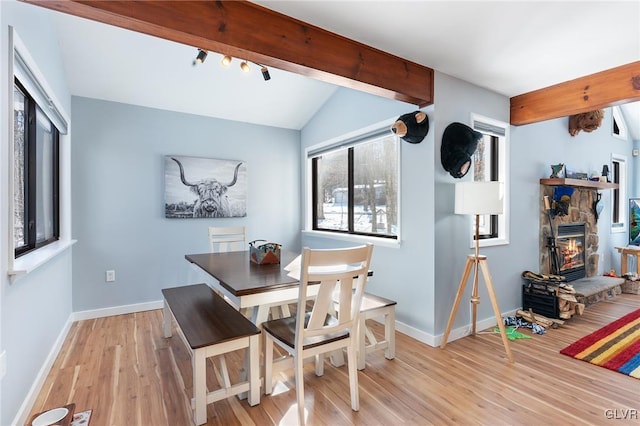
top-left (106, 270), bottom-right (116, 282)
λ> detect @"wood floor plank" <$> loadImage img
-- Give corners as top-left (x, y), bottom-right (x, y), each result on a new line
top-left (26, 294), bottom-right (640, 425)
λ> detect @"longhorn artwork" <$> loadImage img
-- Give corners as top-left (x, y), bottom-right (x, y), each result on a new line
top-left (164, 155), bottom-right (247, 218)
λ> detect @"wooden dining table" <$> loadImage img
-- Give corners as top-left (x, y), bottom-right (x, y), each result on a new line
top-left (186, 249), bottom-right (374, 397)
top-left (185, 250), bottom-right (304, 326)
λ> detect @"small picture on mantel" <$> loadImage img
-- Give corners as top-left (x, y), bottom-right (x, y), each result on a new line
top-left (550, 163), bottom-right (564, 179)
top-left (164, 155), bottom-right (247, 219)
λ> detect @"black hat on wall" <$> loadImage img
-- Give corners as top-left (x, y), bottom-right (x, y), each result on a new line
top-left (441, 122), bottom-right (483, 178)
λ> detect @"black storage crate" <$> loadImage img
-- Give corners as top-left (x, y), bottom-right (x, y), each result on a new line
top-left (522, 281), bottom-right (560, 319)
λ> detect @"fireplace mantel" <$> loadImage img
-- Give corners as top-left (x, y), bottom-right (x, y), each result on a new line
top-left (540, 178), bottom-right (618, 190)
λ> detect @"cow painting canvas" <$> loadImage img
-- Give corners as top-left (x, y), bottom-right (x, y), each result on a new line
top-left (164, 155), bottom-right (247, 218)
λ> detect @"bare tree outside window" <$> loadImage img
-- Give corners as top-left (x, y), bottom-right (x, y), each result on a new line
top-left (14, 86), bottom-right (26, 249)
top-left (312, 132), bottom-right (398, 239)
top-left (13, 79), bottom-right (60, 257)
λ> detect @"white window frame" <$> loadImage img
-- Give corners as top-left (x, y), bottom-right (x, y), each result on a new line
top-left (470, 113), bottom-right (510, 248)
top-left (7, 27), bottom-right (75, 280)
top-left (611, 153), bottom-right (627, 234)
top-left (303, 117), bottom-right (401, 248)
top-left (611, 106), bottom-right (628, 141)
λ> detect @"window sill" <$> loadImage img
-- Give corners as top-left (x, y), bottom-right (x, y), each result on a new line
top-left (473, 237), bottom-right (509, 249)
top-left (9, 239), bottom-right (77, 281)
top-left (611, 226), bottom-right (626, 234)
top-left (302, 230), bottom-right (400, 249)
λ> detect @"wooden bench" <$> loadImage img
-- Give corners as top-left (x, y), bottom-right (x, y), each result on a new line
top-left (162, 283), bottom-right (261, 425)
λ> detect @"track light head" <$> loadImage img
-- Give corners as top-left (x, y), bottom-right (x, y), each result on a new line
top-left (261, 66), bottom-right (271, 81)
top-left (240, 60), bottom-right (250, 73)
top-left (195, 49), bottom-right (207, 64)
top-left (221, 55), bottom-right (232, 67)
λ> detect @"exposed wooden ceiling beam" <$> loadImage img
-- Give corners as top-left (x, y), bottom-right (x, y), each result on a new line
top-left (510, 61), bottom-right (640, 125)
top-left (21, 0), bottom-right (434, 107)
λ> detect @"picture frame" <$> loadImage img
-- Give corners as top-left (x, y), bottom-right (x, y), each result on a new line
top-left (550, 163), bottom-right (565, 178)
top-left (630, 198), bottom-right (640, 246)
top-left (164, 155), bottom-right (247, 218)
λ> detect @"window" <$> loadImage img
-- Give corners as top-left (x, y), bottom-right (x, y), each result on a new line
top-left (611, 154), bottom-right (627, 233)
top-left (309, 128), bottom-right (399, 239)
top-left (611, 106), bottom-right (628, 140)
top-left (471, 114), bottom-right (509, 246)
top-left (13, 79), bottom-right (60, 257)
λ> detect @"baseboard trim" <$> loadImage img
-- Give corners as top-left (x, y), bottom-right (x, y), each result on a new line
top-left (389, 307), bottom-right (519, 348)
top-left (72, 300), bottom-right (164, 321)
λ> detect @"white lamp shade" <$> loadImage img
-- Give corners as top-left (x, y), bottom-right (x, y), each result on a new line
top-left (455, 181), bottom-right (504, 215)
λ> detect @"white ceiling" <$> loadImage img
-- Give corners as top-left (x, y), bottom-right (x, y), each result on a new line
top-left (46, 1), bottom-right (640, 135)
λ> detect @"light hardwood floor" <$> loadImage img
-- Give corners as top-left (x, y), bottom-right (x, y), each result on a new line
top-left (28, 294), bottom-right (640, 425)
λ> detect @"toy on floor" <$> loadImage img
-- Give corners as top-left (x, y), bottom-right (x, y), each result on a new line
top-left (493, 326), bottom-right (531, 340)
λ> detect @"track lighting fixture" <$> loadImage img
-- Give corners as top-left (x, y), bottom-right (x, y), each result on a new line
top-left (221, 55), bottom-right (232, 67)
top-left (260, 66), bottom-right (271, 81)
top-left (191, 49), bottom-right (271, 82)
top-left (194, 49), bottom-right (207, 64)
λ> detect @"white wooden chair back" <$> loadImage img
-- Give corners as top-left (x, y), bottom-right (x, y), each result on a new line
top-left (295, 244), bottom-right (373, 350)
top-left (208, 226), bottom-right (246, 253)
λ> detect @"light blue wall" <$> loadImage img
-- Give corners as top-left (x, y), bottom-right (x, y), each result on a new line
top-left (71, 97), bottom-right (301, 311)
top-left (301, 87), bottom-right (438, 335)
top-left (433, 72), bottom-right (517, 334)
top-left (0, 2), bottom-right (72, 424)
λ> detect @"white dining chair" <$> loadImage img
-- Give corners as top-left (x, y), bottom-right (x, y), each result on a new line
top-left (206, 226), bottom-right (249, 394)
top-left (262, 243), bottom-right (373, 425)
top-left (208, 226), bottom-right (246, 253)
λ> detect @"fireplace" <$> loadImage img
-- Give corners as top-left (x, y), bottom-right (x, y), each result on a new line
top-left (556, 223), bottom-right (586, 281)
top-left (539, 185), bottom-right (600, 279)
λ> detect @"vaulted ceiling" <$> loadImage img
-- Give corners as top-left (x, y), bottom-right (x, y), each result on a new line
top-left (21, 0), bottom-right (640, 137)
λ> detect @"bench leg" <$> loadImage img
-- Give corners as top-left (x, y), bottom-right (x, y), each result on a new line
top-left (358, 315), bottom-right (366, 370)
top-left (193, 349), bottom-right (207, 425)
top-left (385, 308), bottom-right (396, 360)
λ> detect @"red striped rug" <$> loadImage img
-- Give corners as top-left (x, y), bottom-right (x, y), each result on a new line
top-left (560, 309), bottom-right (640, 379)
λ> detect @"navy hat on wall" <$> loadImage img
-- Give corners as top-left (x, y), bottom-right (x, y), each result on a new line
top-left (441, 122), bottom-right (483, 178)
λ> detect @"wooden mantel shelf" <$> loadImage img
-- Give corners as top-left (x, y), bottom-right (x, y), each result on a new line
top-left (540, 178), bottom-right (618, 189)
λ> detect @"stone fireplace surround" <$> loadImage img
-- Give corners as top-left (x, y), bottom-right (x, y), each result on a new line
top-left (539, 185), bottom-right (600, 277)
top-left (538, 183), bottom-right (625, 306)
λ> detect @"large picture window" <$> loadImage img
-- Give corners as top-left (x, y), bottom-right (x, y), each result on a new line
top-left (13, 78), bottom-right (60, 257)
top-left (310, 129), bottom-right (399, 239)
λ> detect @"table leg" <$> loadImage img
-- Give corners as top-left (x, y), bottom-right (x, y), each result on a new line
top-left (162, 299), bottom-right (172, 338)
top-left (238, 305), bottom-right (271, 399)
top-left (247, 334), bottom-right (260, 406)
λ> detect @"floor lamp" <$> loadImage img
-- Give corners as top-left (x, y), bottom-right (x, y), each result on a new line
top-left (440, 181), bottom-right (514, 363)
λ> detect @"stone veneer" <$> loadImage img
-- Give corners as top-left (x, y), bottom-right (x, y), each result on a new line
top-left (539, 185), bottom-right (600, 277)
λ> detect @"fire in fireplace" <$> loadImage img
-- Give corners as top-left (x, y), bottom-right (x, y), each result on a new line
top-left (556, 223), bottom-right (586, 281)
